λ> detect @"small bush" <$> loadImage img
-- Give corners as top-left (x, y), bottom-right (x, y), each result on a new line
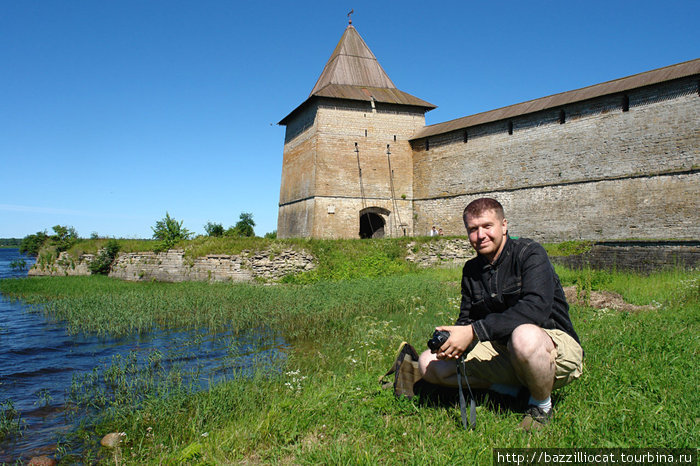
top-left (88, 240), bottom-right (121, 275)
top-left (152, 213), bottom-right (192, 252)
top-left (0, 400), bottom-right (22, 440)
top-left (226, 212), bottom-right (256, 237)
top-left (9, 259), bottom-right (27, 272)
top-left (204, 222), bottom-right (225, 237)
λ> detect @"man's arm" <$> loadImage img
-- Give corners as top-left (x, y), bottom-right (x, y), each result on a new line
top-left (455, 263), bottom-right (474, 325)
top-left (434, 263), bottom-right (476, 359)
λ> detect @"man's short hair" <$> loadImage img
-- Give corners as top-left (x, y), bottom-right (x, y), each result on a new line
top-left (463, 198), bottom-right (505, 222)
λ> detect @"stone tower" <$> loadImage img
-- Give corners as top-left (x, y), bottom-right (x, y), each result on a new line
top-left (277, 24), bottom-right (435, 239)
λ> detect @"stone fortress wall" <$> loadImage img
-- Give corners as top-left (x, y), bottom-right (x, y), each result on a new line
top-left (411, 77), bottom-right (700, 241)
top-left (276, 24), bottom-right (699, 242)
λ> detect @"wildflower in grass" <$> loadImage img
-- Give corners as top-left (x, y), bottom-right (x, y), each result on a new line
top-left (201, 432), bottom-right (208, 438)
top-left (284, 369), bottom-right (307, 393)
top-left (447, 296), bottom-right (460, 309)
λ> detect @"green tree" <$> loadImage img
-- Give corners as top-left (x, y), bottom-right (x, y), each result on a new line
top-left (19, 231), bottom-right (49, 256)
top-left (152, 212), bottom-right (192, 252)
top-left (226, 212), bottom-right (256, 237)
top-left (204, 222), bottom-right (225, 237)
top-left (50, 225), bottom-right (79, 253)
top-left (264, 230), bottom-right (277, 239)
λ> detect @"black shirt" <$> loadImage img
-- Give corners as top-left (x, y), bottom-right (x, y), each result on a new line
top-left (456, 236), bottom-right (581, 345)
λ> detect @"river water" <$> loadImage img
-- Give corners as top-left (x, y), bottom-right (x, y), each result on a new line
top-left (0, 248), bottom-right (286, 462)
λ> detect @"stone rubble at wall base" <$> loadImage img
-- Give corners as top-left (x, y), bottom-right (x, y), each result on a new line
top-left (29, 248), bottom-right (317, 283)
top-left (405, 239), bottom-right (475, 268)
top-left (27, 240), bottom-right (477, 283)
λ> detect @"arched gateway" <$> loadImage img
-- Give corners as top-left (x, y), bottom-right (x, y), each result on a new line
top-left (359, 207), bottom-right (389, 239)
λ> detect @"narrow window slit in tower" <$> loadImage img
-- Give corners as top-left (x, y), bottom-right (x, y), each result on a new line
top-left (559, 109), bottom-right (566, 124)
top-left (425, 139), bottom-right (430, 151)
top-left (508, 121), bottom-right (513, 135)
top-left (622, 95), bottom-right (630, 112)
top-left (393, 135), bottom-right (397, 141)
top-left (365, 129), bottom-right (368, 137)
top-left (463, 130), bottom-right (468, 143)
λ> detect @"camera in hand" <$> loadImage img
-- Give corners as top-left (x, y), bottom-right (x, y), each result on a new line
top-left (427, 329), bottom-right (450, 352)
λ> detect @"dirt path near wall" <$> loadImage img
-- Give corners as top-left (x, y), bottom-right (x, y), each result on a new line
top-left (562, 286), bottom-right (655, 311)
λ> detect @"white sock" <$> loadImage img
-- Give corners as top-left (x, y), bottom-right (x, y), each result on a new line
top-left (528, 395), bottom-right (552, 413)
top-left (490, 383), bottom-right (521, 397)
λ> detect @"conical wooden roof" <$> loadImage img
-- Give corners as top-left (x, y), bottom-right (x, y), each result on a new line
top-left (280, 25), bottom-right (434, 125)
top-left (309, 25), bottom-right (397, 94)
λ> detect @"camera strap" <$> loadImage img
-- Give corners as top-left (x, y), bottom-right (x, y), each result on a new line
top-left (456, 355), bottom-right (476, 430)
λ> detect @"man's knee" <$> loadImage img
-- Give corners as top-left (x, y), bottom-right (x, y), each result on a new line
top-left (418, 350), bottom-right (436, 378)
top-left (508, 324), bottom-right (555, 362)
top-left (418, 350), bottom-right (454, 385)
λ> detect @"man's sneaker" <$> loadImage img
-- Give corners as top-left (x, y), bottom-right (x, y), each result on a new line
top-left (519, 405), bottom-right (552, 432)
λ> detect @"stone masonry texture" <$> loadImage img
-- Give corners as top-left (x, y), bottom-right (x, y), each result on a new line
top-left (411, 78), bottom-right (699, 241)
top-left (279, 98), bottom-right (427, 238)
top-left (280, 59), bottom-right (698, 242)
top-left (30, 248), bottom-right (316, 282)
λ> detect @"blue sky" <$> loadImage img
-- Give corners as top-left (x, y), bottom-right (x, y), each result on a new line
top-left (1, 1), bottom-right (698, 239)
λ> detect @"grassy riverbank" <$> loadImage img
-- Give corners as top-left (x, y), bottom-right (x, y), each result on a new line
top-left (1, 264), bottom-right (698, 464)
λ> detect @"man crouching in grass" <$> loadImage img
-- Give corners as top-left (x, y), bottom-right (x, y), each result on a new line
top-left (418, 198), bottom-right (583, 431)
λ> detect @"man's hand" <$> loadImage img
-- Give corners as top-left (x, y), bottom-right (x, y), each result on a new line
top-left (435, 325), bottom-right (475, 360)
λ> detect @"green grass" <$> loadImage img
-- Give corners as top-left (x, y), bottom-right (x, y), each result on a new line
top-left (556, 266), bottom-right (699, 306)
top-left (542, 240), bottom-right (593, 257)
top-left (65, 238), bottom-right (157, 257)
top-left (1, 266), bottom-right (698, 464)
top-left (182, 235), bottom-right (279, 258)
top-left (47, 236), bottom-right (423, 284)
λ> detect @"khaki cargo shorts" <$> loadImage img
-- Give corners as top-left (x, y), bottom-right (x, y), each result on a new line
top-left (465, 329), bottom-right (583, 389)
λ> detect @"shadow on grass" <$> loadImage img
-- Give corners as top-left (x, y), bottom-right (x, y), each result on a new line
top-left (413, 380), bottom-right (572, 426)
top-left (414, 380), bottom-right (522, 411)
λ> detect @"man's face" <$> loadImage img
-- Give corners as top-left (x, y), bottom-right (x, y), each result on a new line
top-left (464, 209), bottom-right (508, 262)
